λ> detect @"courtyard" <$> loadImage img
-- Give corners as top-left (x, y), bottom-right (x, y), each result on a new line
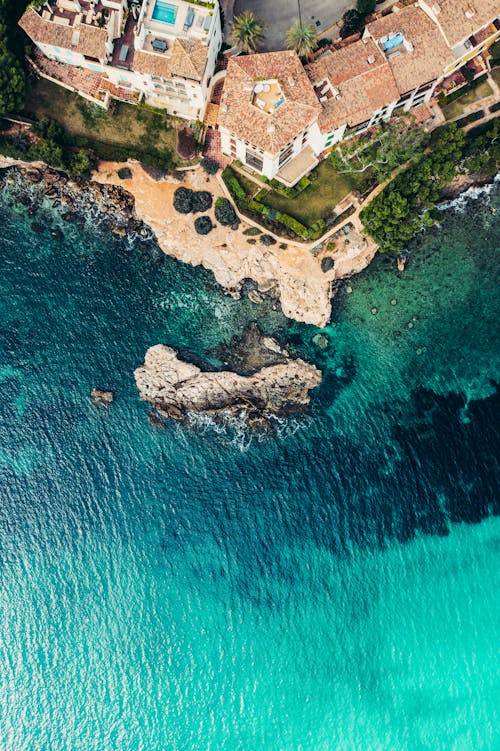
top-left (231, 0), bottom-right (355, 51)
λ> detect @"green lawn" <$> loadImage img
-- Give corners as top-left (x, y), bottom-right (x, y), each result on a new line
top-left (491, 67), bottom-right (500, 87)
top-left (441, 80), bottom-right (494, 120)
top-left (24, 77), bottom-right (180, 161)
top-left (260, 159), bottom-right (364, 226)
top-left (234, 170), bottom-right (261, 198)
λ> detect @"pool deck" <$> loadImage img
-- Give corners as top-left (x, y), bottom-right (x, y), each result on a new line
top-left (143, 0), bottom-right (214, 40)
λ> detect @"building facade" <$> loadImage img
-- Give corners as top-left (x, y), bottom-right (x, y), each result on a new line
top-left (417, 0), bottom-right (500, 74)
top-left (217, 51), bottom-right (321, 186)
top-left (20, 0), bottom-right (222, 120)
top-left (217, 1), bottom-right (499, 185)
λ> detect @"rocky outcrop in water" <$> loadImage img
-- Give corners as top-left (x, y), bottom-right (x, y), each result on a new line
top-left (134, 342), bottom-right (321, 426)
top-left (90, 388), bottom-right (114, 406)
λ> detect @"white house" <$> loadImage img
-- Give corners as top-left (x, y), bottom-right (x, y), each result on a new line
top-left (304, 37), bottom-right (401, 153)
top-left (417, 0), bottom-right (500, 74)
top-left (364, 6), bottom-right (455, 113)
top-left (19, 0), bottom-right (222, 120)
top-left (217, 51), bottom-right (322, 186)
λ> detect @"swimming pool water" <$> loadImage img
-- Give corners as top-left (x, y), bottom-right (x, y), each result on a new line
top-left (152, 0), bottom-right (177, 25)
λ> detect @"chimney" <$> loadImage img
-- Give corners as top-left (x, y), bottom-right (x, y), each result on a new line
top-left (367, 55), bottom-right (375, 64)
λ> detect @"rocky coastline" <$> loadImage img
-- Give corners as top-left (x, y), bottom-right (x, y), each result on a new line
top-left (134, 334), bottom-right (322, 428)
top-left (0, 158), bottom-right (144, 240)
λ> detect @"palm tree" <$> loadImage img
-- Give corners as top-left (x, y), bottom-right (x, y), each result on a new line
top-left (230, 11), bottom-right (266, 54)
top-left (285, 21), bottom-right (318, 58)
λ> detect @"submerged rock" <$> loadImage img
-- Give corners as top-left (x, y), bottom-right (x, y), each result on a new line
top-left (134, 344), bottom-right (321, 425)
top-left (312, 333), bottom-right (329, 350)
top-left (90, 388), bottom-right (114, 406)
top-left (214, 322), bottom-right (288, 375)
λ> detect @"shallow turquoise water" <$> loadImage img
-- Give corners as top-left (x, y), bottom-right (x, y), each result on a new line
top-left (0, 180), bottom-right (499, 750)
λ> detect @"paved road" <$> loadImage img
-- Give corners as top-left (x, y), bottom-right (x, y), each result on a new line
top-left (231, 0), bottom-right (355, 51)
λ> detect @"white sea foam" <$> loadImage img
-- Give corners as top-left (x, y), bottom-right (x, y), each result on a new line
top-left (185, 410), bottom-right (254, 451)
top-left (438, 174), bottom-right (499, 213)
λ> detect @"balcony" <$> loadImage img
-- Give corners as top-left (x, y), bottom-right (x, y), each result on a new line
top-left (276, 146), bottom-right (318, 187)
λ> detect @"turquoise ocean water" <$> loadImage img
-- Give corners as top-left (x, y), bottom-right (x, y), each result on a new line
top-left (0, 178), bottom-right (499, 751)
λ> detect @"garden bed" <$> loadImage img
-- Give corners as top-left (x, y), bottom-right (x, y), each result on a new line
top-left (222, 164), bottom-right (358, 242)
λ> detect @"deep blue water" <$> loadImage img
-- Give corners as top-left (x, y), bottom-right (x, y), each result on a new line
top-left (0, 178), bottom-right (499, 751)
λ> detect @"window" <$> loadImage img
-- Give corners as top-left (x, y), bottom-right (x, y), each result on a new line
top-left (245, 150), bottom-right (264, 171)
top-left (279, 143), bottom-right (294, 166)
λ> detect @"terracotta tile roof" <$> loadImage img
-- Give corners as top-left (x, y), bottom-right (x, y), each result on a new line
top-left (420, 0), bottom-right (499, 48)
top-left (133, 39), bottom-right (207, 81)
top-left (19, 7), bottom-right (108, 60)
top-left (409, 102), bottom-right (433, 123)
top-left (367, 6), bottom-right (454, 94)
top-left (217, 51), bottom-right (321, 154)
top-left (98, 78), bottom-right (139, 103)
top-left (306, 39), bottom-right (400, 132)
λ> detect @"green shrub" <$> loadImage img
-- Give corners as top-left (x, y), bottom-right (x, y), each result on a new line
top-left (222, 167), bottom-right (247, 202)
top-left (247, 198), bottom-right (266, 213)
top-left (275, 212), bottom-right (309, 238)
top-left (296, 175), bottom-right (312, 192)
top-left (214, 196), bottom-right (238, 226)
top-left (200, 157), bottom-right (219, 174)
top-left (68, 149), bottom-right (94, 177)
top-left (117, 167), bottom-right (132, 179)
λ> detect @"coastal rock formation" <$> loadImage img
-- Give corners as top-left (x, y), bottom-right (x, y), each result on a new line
top-left (134, 344), bottom-right (321, 424)
top-left (0, 160), bottom-right (136, 240)
top-left (90, 388), bottom-right (114, 406)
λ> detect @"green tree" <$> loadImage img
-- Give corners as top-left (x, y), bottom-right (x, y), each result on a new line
top-left (69, 149), bottom-right (94, 177)
top-left (356, 0), bottom-right (376, 15)
top-left (285, 21), bottom-right (318, 58)
top-left (28, 138), bottom-right (64, 167)
top-left (339, 9), bottom-right (365, 39)
top-left (230, 11), bottom-right (266, 53)
top-left (0, 44), bottom-right (26, 115)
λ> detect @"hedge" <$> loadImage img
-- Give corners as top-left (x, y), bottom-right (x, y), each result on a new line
top-left (248, 198), bottom-right (267, 213)
top-left (274, 211), bottom-right (309, 238)
top-left (222, 167), bottom-right (247, 202)
top-left (296, 175), bottom-right (312, 192)
top-left (455, 110), bottom-right (485, 128)
top-left (440, 73), bottom-right (488, 105)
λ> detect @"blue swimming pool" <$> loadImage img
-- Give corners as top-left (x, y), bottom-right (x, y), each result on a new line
top-left (152, 0), bottom-right (177, 24)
